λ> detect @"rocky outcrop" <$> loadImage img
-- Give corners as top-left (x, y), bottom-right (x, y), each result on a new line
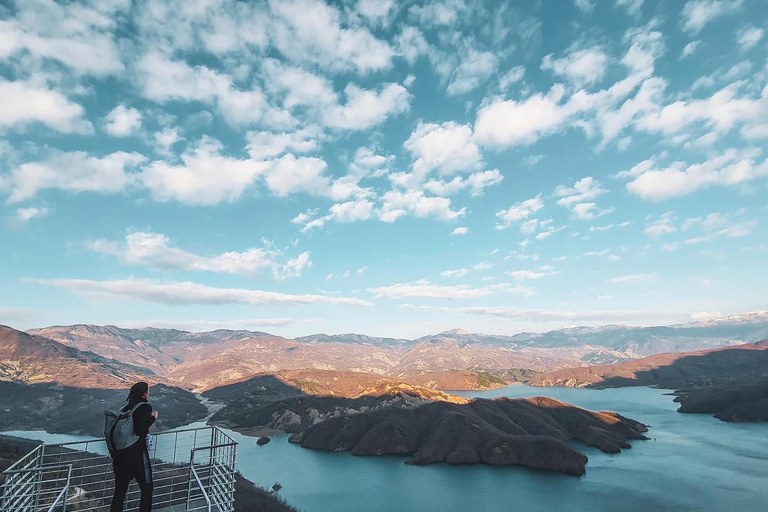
top-left (289, 396), bottom-right (648, 476)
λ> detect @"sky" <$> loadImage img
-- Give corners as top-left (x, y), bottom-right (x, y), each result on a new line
top-left (0, 0), bottom-right (767, 339)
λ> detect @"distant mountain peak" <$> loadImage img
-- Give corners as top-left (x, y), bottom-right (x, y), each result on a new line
top-left (439, 328), bottom-right (472, 336)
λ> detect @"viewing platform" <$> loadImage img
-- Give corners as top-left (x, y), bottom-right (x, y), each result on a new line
top-left (0, 426), bottom-right (237, 512)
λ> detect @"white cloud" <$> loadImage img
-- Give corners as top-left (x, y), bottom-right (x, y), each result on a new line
top-left (608, 273), bottom-right (658, 284)
top-left (622, 150), bottom-right (768, 201)
top-left (0, 78), bottom-right (92, 134)
top-left (473, 261), bottom-right (494, 271)
top-left (261, 58), bottom-right (336, 110)
top-left (446, 48), bottom-right (499, 96)
top-left (322, 83), bottom-right (411, 130)
top-left (575, 0), bottom-right (596, 14)
top-left (136, 51), bottom-right (285, 127)
top-left (104, 106), bottom-right (142, 137)
top-left (378, 190), bottom-right (465, 222)
top-left (0, 3), bottom-right (125, 76)
top-left (112, 318), bottom-right (321, 331)
top-left (153, 128), bottom-right (183, 156)
top-left (15, 206), bottom-right (48, 222)
top-left (404, 121), bottom-right (482, 177)
top-left (450, 227), bottom-right (468, 236)
top-left (29, 277), bottom-right (372, 307)
top-left (737, 26), bottom-right (764, 50)
top-left (356, 0), bottom-right (396, 27)
top-left (505, 270), bottom-right (546, 280)
top-left (350, 146), bottom-right (394, 177)
top-left (246, 129), bottom-right (319, 160)
top-left (684, 219), bottom-right (756, 244)
top-left (407, 0), bottom-right (467, 26)
top-left (495, 195), bottom-right (544, 229)
top-left (268, 0), bottom-right (394, 74)
top-left (616, 0), bottom-right (644, 16)
top-left (680, 40), bottom-right (701, 58)
top-left (140, 137), bottom-right (269, 205)
top-left (632, 81), bottom-right (768, 143)
top-left (499, 66), bottom-right (525, 91)
top-left (263, 154), bottom-right (331, 197)
top-left (423, 170), bottom-right (504, 197)
top-left (88, 232), bottom-right (311, 280)
top-left (555, 177), bottom-right (611, 219)
top-left (369, 280), bottom-right (533, 299)
top-left (541, 47), bottom-right (608, 87)
top-left (7, 151), bottom-right (145, 203)
top-left (644, 213), bottom-right (678, 237)
top-left (296, 197), bottom-right (375, 232)
top-left (475, 85), bottom-right (569, 147)
top-left (328, 199), bottom-right (375, 223)
top-left (441, 268), bottom-right (469, 278)
top-left (394, 26), bottom-right (430, 64)
top-left (680, 0), bottom-right (743, 33)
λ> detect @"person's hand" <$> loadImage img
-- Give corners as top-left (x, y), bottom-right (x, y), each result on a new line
top-left (151, 411), bottom-right (159, 419)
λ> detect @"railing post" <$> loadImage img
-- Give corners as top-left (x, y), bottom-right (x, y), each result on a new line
top-left (33, 445), bottom-right (44, 512)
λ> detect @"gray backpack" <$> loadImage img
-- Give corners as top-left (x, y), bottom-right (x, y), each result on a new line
top-left (104, 402), bottom-right (145, 453)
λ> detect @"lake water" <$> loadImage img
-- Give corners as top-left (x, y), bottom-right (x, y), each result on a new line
top-left (5, 386), bottom-right (768, 511)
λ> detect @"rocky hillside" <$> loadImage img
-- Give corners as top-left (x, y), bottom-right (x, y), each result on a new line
top-left (290, 396), bottom-right (648, 476)
top-left (530, 340), bottom-right (768, 422)
top-left (0, 325), bottom-right (153, 388)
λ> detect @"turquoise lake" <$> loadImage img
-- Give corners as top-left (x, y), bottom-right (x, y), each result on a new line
top-left (6, 386), bottom-right (768, 511)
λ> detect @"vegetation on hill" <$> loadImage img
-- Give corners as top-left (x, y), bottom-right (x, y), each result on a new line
top-left (0, 381), bottom-right (207, 436)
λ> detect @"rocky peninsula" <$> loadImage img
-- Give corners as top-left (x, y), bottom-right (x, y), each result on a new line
top-left (289, 396), bottom-right (648, 476)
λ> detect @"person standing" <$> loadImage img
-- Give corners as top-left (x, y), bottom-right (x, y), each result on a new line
top-left (110, 382), bottom-right (158, 512)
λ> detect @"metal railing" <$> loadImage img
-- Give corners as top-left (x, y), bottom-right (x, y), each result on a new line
top-left (0, 426), bottom-right (237, 512)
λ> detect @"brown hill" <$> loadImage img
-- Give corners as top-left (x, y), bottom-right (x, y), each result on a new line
top-left (0, 325), bottom-right (152, 388)
top-left (290, 396), bottom-right (648, 476)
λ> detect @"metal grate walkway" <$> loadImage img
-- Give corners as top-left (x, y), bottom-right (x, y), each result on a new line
top-left (0, 426), bottom-right (237, 512)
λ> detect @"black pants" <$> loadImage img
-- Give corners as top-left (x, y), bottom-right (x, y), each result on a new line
top-left (111, 449), bottom-right (153, 512)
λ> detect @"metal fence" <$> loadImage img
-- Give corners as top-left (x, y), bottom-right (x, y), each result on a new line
top-left (0, 426), bottom-right (237, 512)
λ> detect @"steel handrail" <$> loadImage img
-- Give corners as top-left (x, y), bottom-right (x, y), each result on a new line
top-left (2, 444), bottom-right (43, 473)
top-left (45, 466), bottom-right (72, 512)
top-left (189, 442), bottom-right (237, 455)
top-left (189, 466), bottom-right (211, 512)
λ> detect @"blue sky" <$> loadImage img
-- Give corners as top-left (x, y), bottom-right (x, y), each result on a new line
top-left (1, 0), bottom-right (766, 338)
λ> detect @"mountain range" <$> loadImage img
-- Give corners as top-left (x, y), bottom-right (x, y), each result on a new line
top-left (3, 310), bottom-right (766, 392)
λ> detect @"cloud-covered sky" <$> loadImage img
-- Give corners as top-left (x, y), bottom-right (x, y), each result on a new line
top-left (1, 0), bottom-right (766, 337)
